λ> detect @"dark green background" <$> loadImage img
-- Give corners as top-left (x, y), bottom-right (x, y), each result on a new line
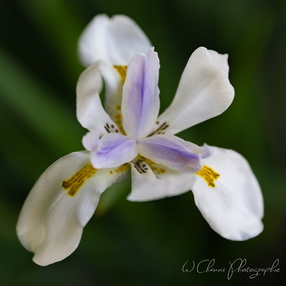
top-left (0, 0), bottom-right (285, 285)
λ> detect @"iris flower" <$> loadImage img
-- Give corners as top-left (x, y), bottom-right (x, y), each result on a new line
top-left (16, 14), bottom-right (264, 266)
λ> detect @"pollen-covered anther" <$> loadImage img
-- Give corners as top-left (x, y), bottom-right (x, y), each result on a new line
top-left (196, 165), bottom-right (220, 188)
top-left (114, 65), bottom-right (128, 83)
top-left (62, 163), bottom-right (97, 196)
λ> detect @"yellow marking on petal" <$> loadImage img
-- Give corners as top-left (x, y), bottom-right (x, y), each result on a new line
top-left (196, 165), bottom-right (220, 188)
top-left (157, 168), bottom-right (166, 175)
top-left (62, 163), bottom-right (96, 197)
top-left (114, 112), bottom-right (125, 134)
top-left (141, 157), bottom-right (156, 166)
top-left (112, 69), bottom-right (126, 134)
top-left (112, 67), bottom-right (126, 134)
top-left (114, 65), bottom-right (127, 84)
top-left (114, 164), bottom-right (130, 174)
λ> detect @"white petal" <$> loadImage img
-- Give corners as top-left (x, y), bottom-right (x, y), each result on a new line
top-left (82, 130), bottom-right (99, 151)
top-left (76, 61), bottom-right (120, 135)
top-left (16, 151), bottom-right (129, 266)
top-left (78, 14), bottom-right (151, 66)
top-left (122, 48), bottom-right (160, 140)
top-left (157, 47), bottom-right (235, 135)
top-left (100, 62), bottom-right (125, 127)
top-left (128, 159), bottom-right (195, 202)
top-left (191, 147), bottom-right (264, 241)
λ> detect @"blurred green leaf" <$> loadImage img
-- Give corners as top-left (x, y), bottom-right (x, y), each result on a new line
top-left (0, 48), bottom-right (83, 156)
top-left (21, 0), bottom-right (83, 81)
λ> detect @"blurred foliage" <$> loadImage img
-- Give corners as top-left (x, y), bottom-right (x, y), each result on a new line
top-left (0, 0), bottom-right (285, 285)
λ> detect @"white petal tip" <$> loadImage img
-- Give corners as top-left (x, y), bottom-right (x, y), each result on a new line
top-left (219, 220), bottom-right (264, 241)
top-left (78, 14), bottom-right (151, 66)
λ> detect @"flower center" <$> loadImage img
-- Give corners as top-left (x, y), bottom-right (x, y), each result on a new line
top-left (196, 165), bottom-right (220, 187)
top-left (62, 163), bottom-right (96, 196)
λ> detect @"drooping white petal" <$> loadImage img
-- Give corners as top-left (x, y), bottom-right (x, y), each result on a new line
top-left (76, 61), bottom-right (120, 135)
top-left (82, 130), bottom-right (99, 151)
top-left (16, 151), bottom-right (129, 266)
top-left (90, 133), bottom-right (137, 169)
top-left (156, 47), bottom-right (235, 135)
top-left (128, 159), bottom-right (195, 202)
top-left (138, 134), bottom-right (202, 172)
top-left (122, 48), bottom-right (160, 140)
top-left (78, 14), bottom-right (151, 67)
top-left (191, 147), bottom-right (264, 241)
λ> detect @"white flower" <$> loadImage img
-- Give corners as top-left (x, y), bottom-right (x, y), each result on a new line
top-left (16, 14), bottom-right (264, 266)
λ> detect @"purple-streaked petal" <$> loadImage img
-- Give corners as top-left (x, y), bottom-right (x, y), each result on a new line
top-left (78, 14), bottom-right (151, 67)
top-left (122, 48), bottom-right (160, 140)
top-left (138, 134), bottom-right (202, 172)
top-left (156, 47), bottom-right (234, 135)
top-left (90, 133), bottom-right (137, 168)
